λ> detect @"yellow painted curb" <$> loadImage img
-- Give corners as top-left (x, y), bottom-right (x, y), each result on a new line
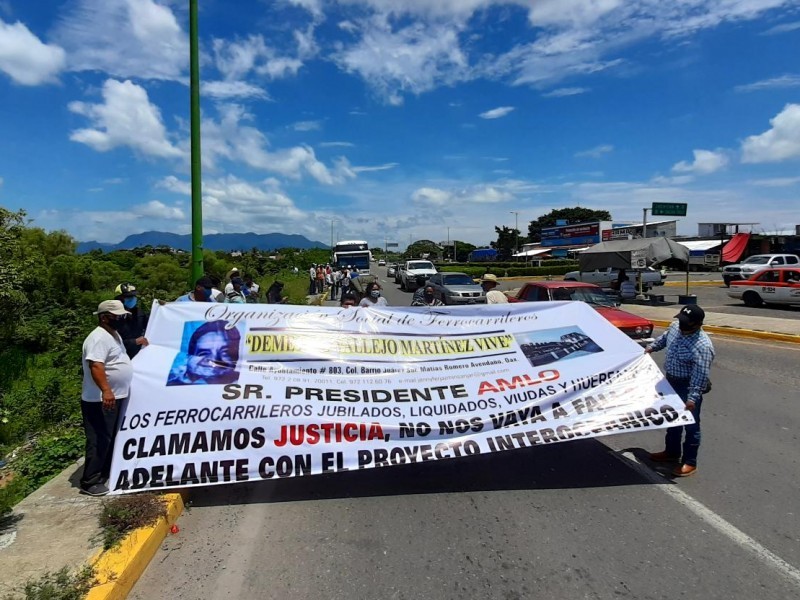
top-left (650, 319), bottom-right (800, 344)
top-left (85, 492), bottom-right (185, 600)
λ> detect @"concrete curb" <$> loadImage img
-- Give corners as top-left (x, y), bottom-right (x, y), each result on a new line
top-left (85, 492), bottom-right (186, 600)
top-left (649, 319), bottom-right (800, 345)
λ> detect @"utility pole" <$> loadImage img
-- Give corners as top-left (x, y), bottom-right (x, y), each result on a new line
top-left (447, 227), bottom-right (450, 260)
top-left (189, 0), bottom-right (203, 285)
top-left (642, 207), bottom-right (650, 240)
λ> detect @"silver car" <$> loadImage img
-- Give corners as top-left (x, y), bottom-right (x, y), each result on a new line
top-left (387, 263), bottom-right (397, 277)
top-left (427, 272), bottom-right (486, 304)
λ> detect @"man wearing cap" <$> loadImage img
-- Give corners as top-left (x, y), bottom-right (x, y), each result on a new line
top-left (80, 300), bottom-right (133, 496)
top-left (646, 305), bottom-right (715, 477)
top-left (481, 274), bottom-right (508, 304)
top-left (114, 283), bottom-right (149, 359)
top-left (176, 276), bottom-right (217, 302)
top-left (224, 267), bottom-right (241, 296)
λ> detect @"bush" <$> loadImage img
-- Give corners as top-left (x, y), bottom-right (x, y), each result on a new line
top-left (99, 493), bottom-right (166, 549)
top-left (2, 565), bottom-right (96, 600)
top-left (13, 427), bottom-right (84, 490)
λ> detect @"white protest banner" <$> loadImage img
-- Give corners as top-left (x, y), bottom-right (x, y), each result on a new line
top-left (109, 301), bottom-right (690, 493)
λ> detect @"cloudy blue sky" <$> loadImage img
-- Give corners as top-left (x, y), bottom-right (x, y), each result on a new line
top-left (1, 0), bottom-right (799, 248)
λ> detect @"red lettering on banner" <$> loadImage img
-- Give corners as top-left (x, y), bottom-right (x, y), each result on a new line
top-left (274, 422), bottom-right (385, 446)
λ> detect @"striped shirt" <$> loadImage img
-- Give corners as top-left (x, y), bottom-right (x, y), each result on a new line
top-left (648, 322), bottom-right (715, 402)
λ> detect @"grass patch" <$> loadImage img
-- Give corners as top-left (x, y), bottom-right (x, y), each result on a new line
top-left (2, 565), bottom-right (96, 600)
top-left (98, 493), bottom-right (166, 550)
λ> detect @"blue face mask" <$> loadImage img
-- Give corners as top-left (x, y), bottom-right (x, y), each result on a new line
top-left (123, 297), bottom-right (138, 309)
top-left (203, 287), bottom-right (214, 301)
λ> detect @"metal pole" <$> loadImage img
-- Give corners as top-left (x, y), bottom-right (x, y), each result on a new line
top-left (189, 0), bottom-right (203, 285)
top-left (447, 227), bottom-right (450, 260)
top-left (510, 211), bottom-right (519, 257)
top-left (330, 219), bottom-right (334, 249)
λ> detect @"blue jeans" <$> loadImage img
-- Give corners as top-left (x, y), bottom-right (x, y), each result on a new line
top-left (665, 377), bottom-right (702, 466)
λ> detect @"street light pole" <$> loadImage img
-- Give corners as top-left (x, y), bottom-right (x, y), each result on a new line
top-left (510, 211), bottom-right (519, 258)
top-left (189, 0), bottom-right (203, 286)
top-left (447, 227), bottom-right (450, 260)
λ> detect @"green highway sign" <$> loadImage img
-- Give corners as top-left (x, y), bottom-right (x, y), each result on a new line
top-left (651, 202), bottom-right (687, 216)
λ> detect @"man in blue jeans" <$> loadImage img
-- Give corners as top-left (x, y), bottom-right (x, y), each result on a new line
top-left (646, 305), bottom-right (715, 477)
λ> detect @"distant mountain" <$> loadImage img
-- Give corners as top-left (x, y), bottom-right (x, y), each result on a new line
top-left (76, 231), bottom-right (328, 254)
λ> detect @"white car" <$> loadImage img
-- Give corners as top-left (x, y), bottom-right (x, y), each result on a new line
top-left (722, 254), bottom-right (800, 286)
top-left (378, 259), bottom-right (386, 266)
top-left (727, 267), bottom-right (800, 307)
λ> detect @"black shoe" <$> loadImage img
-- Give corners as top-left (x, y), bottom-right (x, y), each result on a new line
top-left (80, 483), bottom-right (109, 496)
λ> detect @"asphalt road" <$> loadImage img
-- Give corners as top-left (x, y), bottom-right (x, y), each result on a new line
top-left (131, 276), bottom-right (800, 600)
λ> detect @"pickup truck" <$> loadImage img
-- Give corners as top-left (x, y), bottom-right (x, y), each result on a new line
top-left (721, 254), bottom-right (800, 286)
top-left (399, 260), bottom-right (437, 292)
top-left (564, 267), bottom-right (663, 291)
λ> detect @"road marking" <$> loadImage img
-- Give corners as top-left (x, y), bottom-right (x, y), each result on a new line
top-left (612, 450), bottom-right (800, 590)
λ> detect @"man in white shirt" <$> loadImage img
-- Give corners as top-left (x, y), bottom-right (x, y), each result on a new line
top-left (481, 274), bottom-right (509, 304)
top-left (80, 300), bottom-right (135, 496)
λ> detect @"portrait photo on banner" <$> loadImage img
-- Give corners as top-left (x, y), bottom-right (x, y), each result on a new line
top-left (166, 320), bottom-right (244, 386)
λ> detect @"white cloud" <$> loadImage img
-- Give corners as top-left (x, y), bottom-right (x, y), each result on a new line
top-left (741, 103), bottom-right (800, 163)
top-left (201, 175), bottom-right (306, 230)
top-left (68, 79), bottom-right (183, 159)
top-left (747, 176), bottom-right (800, 187)
top-left (133, 200), bottom-right (185, 220)
top-left (319, 141), bottom-right (355, 148)
top-left (761, 20), bottom-right (800, 34)
top-left (212, 34), bottom-right (306, 81)
top-left (332, 15), bottom-right (469, 103)
top-left (575, 144), bottom-right (613, 158)
top-left (0, 19), bottom-right (65, 85)
top-left (292, 120), bottom-right (322, 131)
top-left (201, 104), bottom-right (354, 184)
top-left (542, 87), bottom-right (589, 97)
top-left (157, 175), bottom-right (191, 195)
top-left (411, 183), bottom-right (514, 206)
top-left (672, 149), bottom-right (729, 174)
top-left (204, 80), bottom-right (269, 100)
top-left (351, 162), bottom-right (398, 173)
top-left (735, 74), bottom-right (800, 92)
top-left (479, 106), bottom-right (515, 119)
top-left (54, 0), bottom-right (188, 81)
top-left (651, 174), bottom-right (695, 186)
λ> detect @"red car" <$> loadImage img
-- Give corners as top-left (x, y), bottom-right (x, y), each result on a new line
top-left (508, 281), bottom-right (654, 344)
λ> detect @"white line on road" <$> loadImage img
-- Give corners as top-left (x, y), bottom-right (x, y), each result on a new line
top-left (613, 450), bottom-right (800, 590)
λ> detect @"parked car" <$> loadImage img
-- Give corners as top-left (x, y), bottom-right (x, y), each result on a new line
top-left (722, 254), bottom-right (800, 286)
top-left (387, 263), bottom-right (397, 277)
top-left (378, 259), bottom-right (386, 266)
top-left (508, 281), bottom-right (655, 344)
top-left (727, 267), bottom-right (800, 307)
top-left (564, 267), bottom-right (663, 290)
top-left (427, 272), bottom-right (486, 304)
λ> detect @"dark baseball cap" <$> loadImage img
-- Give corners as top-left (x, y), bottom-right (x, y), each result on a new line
top-left (675, 305), bottom-right (705, 326)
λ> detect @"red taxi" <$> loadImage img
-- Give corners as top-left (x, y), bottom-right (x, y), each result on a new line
top-left (507, 281), bottom-right (655, 344)
top-left (728, 267), bottom-right (800, 307)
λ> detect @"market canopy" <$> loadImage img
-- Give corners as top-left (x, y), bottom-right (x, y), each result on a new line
top-left (579, 237), bottom-right (690, 271)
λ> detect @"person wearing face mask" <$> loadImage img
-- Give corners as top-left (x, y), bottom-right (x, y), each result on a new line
top-left (80, 300), bottom-right (134, 496)
top-left (411, 285), bottom-right (444, 307)
top-left (175, 276), bottom-right (218, 303)
top-left (114, 283), bottom-right (149, 359)
top-left (646, 305), bottom-right (715, 477)
top-left (359, 281), bottom-right (389, 307)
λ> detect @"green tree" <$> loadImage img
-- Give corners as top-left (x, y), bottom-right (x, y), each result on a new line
top-left (401, 240), bottom-right (442, 260)
top-left (490, 226), bottom-right (518, 260)
top-left (527, 207), bottom-right (612, 243)
top-left (452, 241), bottom-right (475, 262)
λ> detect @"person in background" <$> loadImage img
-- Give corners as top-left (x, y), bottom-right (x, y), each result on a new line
top-left (316, 265), bottom-right (325, 294)
top-left (224, 267), bottom-right (241, 295)
top-left (309, 264), bottom-right (317, 295)
top-left (266, 281), bottom-right (289, 304)
top-left (330, 268), bottom-right (341, 301)
top-left (340, 269), bottom-right (352, 298)
top-left (114, 282), bottom-right (149, 359)
top-left (481, 274), bottom-right (508, 304)
top-left (225, 277), bottom-right (247, 303)
top-left (359, 282), bottom-right (389, 307)
top-left (412, 285), bottom-right (444, 307)
top-left (243, 274), bottom-right (260, 303)
top-left (647, 305), bottom-right (715, 477)
top-left (80, 300), bottom-right (133, 496)
top-left (208, 275), bottom-right (225, 303)
top-left (176, 276), bottom-right (217, 302)
top-left (340, 292), bottom-right (358, 308)
top-left (620, 277), bottom-right (637, 300)
top-left (610, 269), bottom-right (627, 293)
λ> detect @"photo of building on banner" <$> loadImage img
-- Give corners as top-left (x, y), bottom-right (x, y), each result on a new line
top-left (108, 301), bottom-right (691, 493)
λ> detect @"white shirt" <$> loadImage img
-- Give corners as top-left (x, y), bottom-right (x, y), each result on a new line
top-left (359, 296), bottom-right (389, 307)
top-left (82, 327), bottom-right (133, 401)
top-left (486, 289), bottom-right (509, 304)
